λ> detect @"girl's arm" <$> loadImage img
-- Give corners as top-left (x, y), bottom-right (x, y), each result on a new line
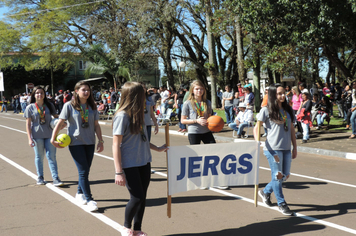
top-left (150, 106), bottom-right (159, 134)
top-left (113, 135), bottom-right (125, 186)
top-left (290, 122), bottom-right (297, 159)
top-left (150, 143), bottom-right (168, 152)
top-left (50, 119), bottom-right (66, 148)
top-left (26, 118), bottom-right (34, 147)
top-left (94, 120), bottom-right (104, 153)
top-left (181, 115), bottom-right (207, 126)
top-left (174, 93), bottom-right (178, 108)
top-left (253, 121), bottom-right (262, 142)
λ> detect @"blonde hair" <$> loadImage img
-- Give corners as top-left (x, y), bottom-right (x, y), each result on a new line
top-left (292, 86), bottom-right (300, 97)
top-left (115, 82), bottom-right (145, 134)
top-left (187, 80), bottom-right (210, 118)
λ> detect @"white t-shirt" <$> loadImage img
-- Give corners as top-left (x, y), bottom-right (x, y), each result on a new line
top-left (161, 90), bottom-right (170, 105)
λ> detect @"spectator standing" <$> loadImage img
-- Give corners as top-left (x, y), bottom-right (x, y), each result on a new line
top-left (57, 90), bottom-right (64, 113)
top-left (232, 91), bottom-right (240, 116)
top-left (237, 83), bottom-right (244, 99)
top-left (175, 88), bottom-right (187, 132)
top-left (244, 78), bottom-right (252, 88)
top-left (348, 82), bottom-right (356, 138)
top-left (334, 83), bottom-right (344, 118)
top-left (343, 85), bottom-right (352, 126)
top-left (243, 86), bottom-right (255, 109)
top-left (297, 92), bottom-right (312, 143)
top-left (160, 86), bottom-right (170, 114)
top-left (1, 96), bottom-right (8, 112)
top-left (291, 86), bottom-right (303, 135)
top-left (222, 85), bottom-right (234, 125)
top-left (110, 87), bottom-right (118, 110)
top-left (20, 93), bottom-right (27, 113)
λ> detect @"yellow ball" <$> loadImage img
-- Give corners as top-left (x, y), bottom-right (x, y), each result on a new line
top-left (56, 134), bottom-right (71, 147)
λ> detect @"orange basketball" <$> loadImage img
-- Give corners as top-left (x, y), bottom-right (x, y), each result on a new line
top-left (207, 115), bottom-right (224, 132)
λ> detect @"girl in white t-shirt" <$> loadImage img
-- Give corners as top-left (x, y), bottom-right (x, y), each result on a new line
top-left (112, 82), bottom-right (167, 236)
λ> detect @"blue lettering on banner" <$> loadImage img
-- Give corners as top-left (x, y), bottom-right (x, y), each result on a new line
top-left (238, 154), bottom-right (253, 174)
top-left (221, 154), bottom-right (237, 175)
top-left (176, 154), bottom-right (253, 180)
top-left (202, 155), bottom-right (219, 176)
top-left (188, 156), bottom-right (202, 178)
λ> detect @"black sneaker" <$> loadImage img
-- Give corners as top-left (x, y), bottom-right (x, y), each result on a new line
top-left (302, 139), bottom-right (307, 143)
top-left (258, 190), bottom-right (273, 207)
top-left (278, 202), bottom-right (294, 216)
top-left (53, 178), bottom-right (64, 187)
top-left (37, 176), bottom-right (46, 185)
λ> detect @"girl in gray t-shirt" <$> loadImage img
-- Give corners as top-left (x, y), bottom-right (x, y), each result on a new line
top-left (254, 85), bottom-right (297, 216)
top-left (24, 86), bottom-right (63, 187)
top-left (181, 80), bottom-right (216, 145)
top-left (112, 82), bottom-right (167, 236)
top-left (51, 81), bottom-right (104, 212)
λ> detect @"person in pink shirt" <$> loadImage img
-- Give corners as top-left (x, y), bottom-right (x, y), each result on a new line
top-left (291, 86), bottom-right (303, 135)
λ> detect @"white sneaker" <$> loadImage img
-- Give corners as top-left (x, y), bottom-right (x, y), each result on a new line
top-left (75, 193), bottom-right (87, 205)
top-left (87, 200), bottom-right (98, 212)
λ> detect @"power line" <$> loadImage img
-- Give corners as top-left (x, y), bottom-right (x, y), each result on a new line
top-left (5, 0), bottom-right (106, 17)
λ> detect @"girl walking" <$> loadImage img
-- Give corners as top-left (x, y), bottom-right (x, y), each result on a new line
top-left (51, 81), bottom-right (104, 212)
top-left (112, 82), bottom-right (167, 236)
top-left (24, 86), bottom-right (64, 186)
top-left (254, 84), bottom-right (297, 216)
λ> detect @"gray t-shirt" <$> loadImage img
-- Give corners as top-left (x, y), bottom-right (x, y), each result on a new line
top-left (59, 102), bottom-right (99, 146)
top-left (113, 111), bottom-right (152, 169)
top-left (257, 107), bottom-right (292, 151)
top-left (182, 100), bottom-right (211, 134)
top-left (24, 103), bottom-right (57, 139)
top-left (144, 97), bottom-right (155, 126)
top-left (223, 91), bottom-right (234, 106)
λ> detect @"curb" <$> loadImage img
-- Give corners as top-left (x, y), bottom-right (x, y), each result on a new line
top-left (99, 121), bottom-right (356, 161)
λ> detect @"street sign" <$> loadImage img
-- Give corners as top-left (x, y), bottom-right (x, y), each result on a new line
top-left (27, 83), bottom-right (34, 89)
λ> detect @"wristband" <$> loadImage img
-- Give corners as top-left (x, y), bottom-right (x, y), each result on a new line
top-left (115, 172), bottom-right (123, 175)
top-left (98, 140), bottom-right (104, 143)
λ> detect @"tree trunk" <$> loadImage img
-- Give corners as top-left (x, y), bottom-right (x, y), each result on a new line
top-left (235, 16), bottom-right (245, 84)
top-left (323, 45), bottom-right (353, 79)
top-left (206, 0), bottom-right (217, 109)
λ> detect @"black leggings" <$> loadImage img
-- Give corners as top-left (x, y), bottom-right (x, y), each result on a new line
top-left (123, 163), bottom-right (151, 231)
top-left (188, 132), bottom-right (216, 145)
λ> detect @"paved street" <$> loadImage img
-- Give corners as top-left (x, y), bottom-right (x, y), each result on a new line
top-left (1, 112), bottom-right (356, 236)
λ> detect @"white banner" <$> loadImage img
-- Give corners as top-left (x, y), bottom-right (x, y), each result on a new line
top-left (167, 141), bottom-right (260, 195)
top-left (0, 72), bottom-right (4, 92)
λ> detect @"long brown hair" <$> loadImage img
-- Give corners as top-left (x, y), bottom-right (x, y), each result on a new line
top-left (115, 82), bottom-right (145, 134)
top-left (30, 86), bottom-right (56, 114)
top-left (71, 81), bottom-right (97, 111)
top-left (187, 80), bottom-right (210, 118)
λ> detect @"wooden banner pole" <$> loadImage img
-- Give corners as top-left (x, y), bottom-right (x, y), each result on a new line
top-left (165, 123), bottom-right (172, 218)
top-left (254, 121), bottom-right (261, 207)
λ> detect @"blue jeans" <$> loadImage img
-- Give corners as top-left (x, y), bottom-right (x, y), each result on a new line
top-left (177, 103), bottom-right (186, 130)
top-left (301, 122), bottom-right (309, 140)
top-left (263, 150), bottom-right (292, 206)
top-left (69, 145), bottom-right (95, 202)
top-left (229, 122), bottom-right (248, 135)
top-left (224, 106), bottom-right (234, 124)
top-left (351, 109), bottom-right (356, 135)
top-left (1, 104), bottom-right (7, 112)
top-left (21, 102), bottom-right (27, 113)
top-left (33, 138), bottom-right (58, 179)
top-left (316, 113), bottom-right (327, 126)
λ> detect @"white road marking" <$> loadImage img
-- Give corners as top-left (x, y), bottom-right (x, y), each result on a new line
top-left (1, 122), bottom-right (356, 234)
top-left (0, 153), bottom-right (124, 234)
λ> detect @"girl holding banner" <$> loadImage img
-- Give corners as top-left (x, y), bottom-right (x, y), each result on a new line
top-left (112, 82), bottom-right (167, 236)
top-left (181, 80), bottom-right (215, 144)
top-left (254, 84), bottom-right (297, 216)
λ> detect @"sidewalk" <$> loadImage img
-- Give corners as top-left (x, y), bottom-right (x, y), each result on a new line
top-left (98, 119), bottom-right (356, 161)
